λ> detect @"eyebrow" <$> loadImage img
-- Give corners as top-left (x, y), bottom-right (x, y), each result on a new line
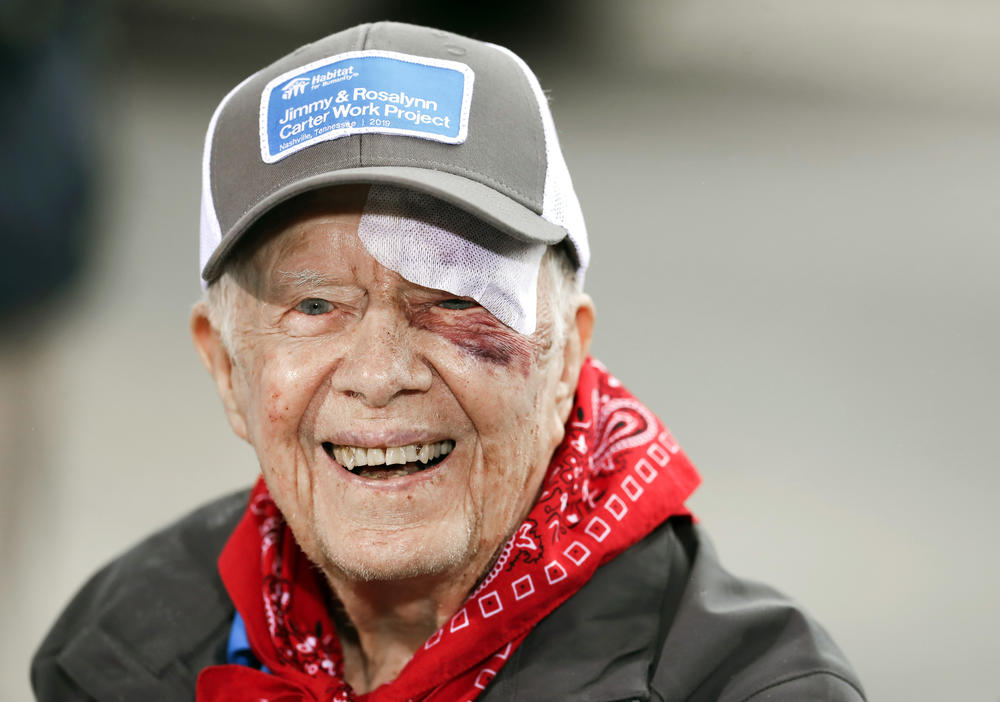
top-left (274, 268), bottom-right (339, 289)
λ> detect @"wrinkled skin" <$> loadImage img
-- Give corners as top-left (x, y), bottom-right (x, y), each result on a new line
top-left (191, 186), bottom-right (594, 691)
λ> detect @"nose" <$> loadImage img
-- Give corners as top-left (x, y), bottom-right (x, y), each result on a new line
top-left (332, 306), bottom-right (432, 407)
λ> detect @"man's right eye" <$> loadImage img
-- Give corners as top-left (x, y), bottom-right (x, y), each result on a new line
top-left (296, 298), bottom-right (333, 315)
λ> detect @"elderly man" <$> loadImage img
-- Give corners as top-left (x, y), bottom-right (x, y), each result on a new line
top-left (33, 22), bottom-right (864, 702)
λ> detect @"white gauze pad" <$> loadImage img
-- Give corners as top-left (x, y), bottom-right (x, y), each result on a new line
top-left (357, 185), bottom-right (546, 334)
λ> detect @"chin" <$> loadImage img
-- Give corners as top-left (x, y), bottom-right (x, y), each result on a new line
top-left (318, 521), bottom-right (477, 584)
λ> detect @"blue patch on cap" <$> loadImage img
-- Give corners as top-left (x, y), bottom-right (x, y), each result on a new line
top-left (259, 50), bottom-right (474, 163)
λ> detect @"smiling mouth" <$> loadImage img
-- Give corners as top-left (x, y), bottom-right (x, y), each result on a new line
top-left (322, 440), bottom-right (455, 480)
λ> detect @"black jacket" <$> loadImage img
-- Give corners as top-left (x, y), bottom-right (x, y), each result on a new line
top-left (32, 490), bottom-right (865, 701)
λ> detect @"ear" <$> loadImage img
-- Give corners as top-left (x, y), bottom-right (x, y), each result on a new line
top-left (555, 293), bottom-right (595, 422)
top-left (190, 301), bottom-right (249, 442)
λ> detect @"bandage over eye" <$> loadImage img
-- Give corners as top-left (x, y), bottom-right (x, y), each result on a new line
top-left (358, 185), bottom-right (546, 335)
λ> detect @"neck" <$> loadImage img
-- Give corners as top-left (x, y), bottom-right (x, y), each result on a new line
top-left (325, 569), bottom-right (480, 693)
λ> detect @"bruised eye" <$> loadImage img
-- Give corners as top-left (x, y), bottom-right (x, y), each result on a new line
top-left (438, 298), bottom-right (478, 310)
top-left (296, 298), bottom-right (333, 315)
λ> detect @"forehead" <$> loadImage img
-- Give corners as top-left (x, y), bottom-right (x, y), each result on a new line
top-left (243, 187), bottom-right (369, 276)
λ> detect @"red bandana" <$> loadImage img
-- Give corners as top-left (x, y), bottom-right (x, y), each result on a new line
top-left (197, 358), bottom-right (700, 702)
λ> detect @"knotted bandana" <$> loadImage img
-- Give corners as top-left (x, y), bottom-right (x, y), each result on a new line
top-left (197, 358), bottom-right (700, 701)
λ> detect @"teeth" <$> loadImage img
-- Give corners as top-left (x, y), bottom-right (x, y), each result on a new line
top-left (331, 440), bottom-right (455, 475)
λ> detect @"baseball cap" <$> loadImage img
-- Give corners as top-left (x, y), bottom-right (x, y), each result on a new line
top-left (199, 21), bottom-right (589, 284)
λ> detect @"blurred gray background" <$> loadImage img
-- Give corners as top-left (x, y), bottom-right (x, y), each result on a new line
top-left (2, 1), bottom-right (998, 700)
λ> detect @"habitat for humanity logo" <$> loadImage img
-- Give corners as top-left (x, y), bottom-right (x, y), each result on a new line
top-left (261, 52), bottom-right (471, 163)
top-left (281, 66), bottom-right (357, 100)
top-left (281, 77), bottom-right (310, 100)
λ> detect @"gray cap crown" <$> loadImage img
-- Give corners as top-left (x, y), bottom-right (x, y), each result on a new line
top-left (199, 22), bottom-right (588, 283)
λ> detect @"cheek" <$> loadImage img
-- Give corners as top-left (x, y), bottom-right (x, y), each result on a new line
top-left (472, 404), bottom-right (552, 541)
top-left (472, 378), bottom-right (549, 481)
top-left (244, 344), bottom-right (329, 444)
top-left (444, 329), bottom-right (534, 372)
top-left (473, 364), bottom-right (565, 496)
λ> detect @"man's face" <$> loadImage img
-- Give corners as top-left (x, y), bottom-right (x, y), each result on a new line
top-left (198, 189), bottom-right (585, 588)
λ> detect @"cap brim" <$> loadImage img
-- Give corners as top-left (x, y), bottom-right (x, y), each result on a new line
top-left (201, 166), bottom-right (567, 282)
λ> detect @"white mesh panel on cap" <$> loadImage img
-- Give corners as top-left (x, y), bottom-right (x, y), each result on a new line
top-left (488, 43), bottom-right (590, 284)
top-left (358, 185), bottom-right (546, 335)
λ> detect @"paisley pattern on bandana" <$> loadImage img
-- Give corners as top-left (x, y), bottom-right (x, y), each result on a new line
top-left (197, 358), bottom-right (700, 702)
